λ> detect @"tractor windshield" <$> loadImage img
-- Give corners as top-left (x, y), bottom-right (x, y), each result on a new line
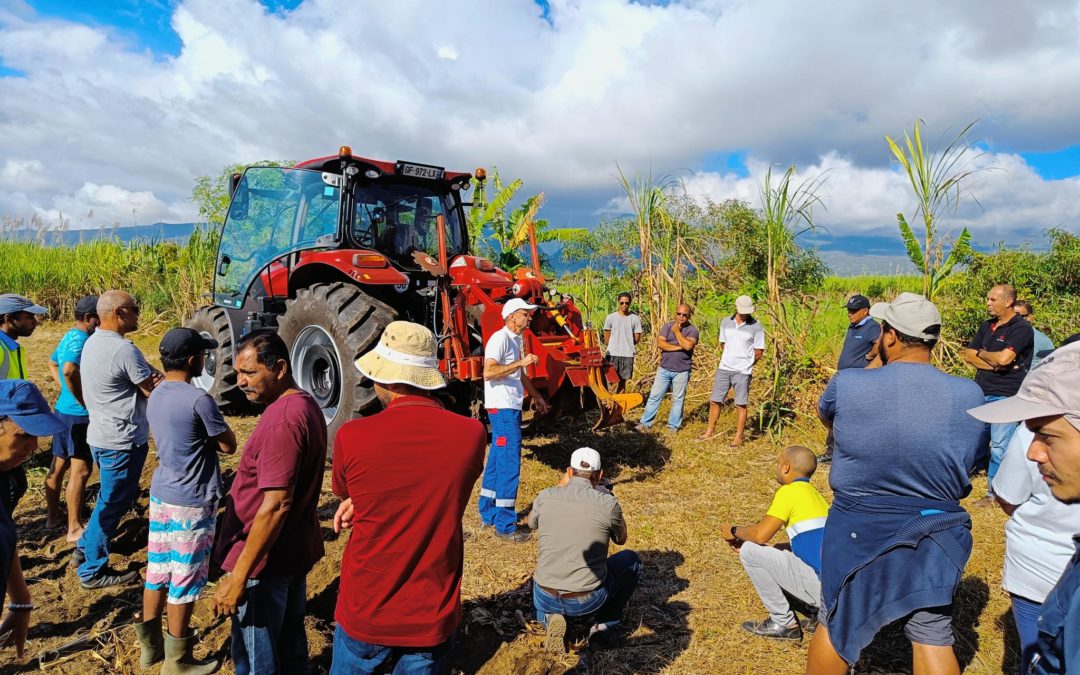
top-left (351, 182), bottom-right (465, 267)
top-left (213, 167), bottom-right (340, 308)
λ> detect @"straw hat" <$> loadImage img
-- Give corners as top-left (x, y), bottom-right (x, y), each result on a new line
top-left (355, 321), bottom-right (447, 390)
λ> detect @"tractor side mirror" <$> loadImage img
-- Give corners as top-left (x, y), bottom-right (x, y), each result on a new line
top-left (230, 183), bottom-right (249, 221)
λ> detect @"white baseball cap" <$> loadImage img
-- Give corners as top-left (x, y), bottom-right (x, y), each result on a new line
top-left (571, 447), bottom-right (602, 472)
top-left (735, 295), bottom-right (755, 314)
top-left (968, 341), bottom-right (1080, 432)
top-left (869, 292), bottom-right (941, 341)
top-left (501, 297), bottom-right (539, 319)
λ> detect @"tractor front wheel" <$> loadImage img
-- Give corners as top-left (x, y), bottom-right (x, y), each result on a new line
top-left (185, 305), bottom-right (250, 414)
top-left (277, 282), bottom-right (396, 453)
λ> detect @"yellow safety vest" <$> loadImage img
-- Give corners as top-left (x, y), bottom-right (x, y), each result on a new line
top-left (0, 340), bottom-right (25, 380)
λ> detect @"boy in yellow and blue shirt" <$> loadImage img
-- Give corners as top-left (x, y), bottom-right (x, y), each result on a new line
top-left (721, 445), bottom-right (829, 641)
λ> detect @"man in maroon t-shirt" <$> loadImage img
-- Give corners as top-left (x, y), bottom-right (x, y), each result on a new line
top-left (330, 321), bottom-right (484, 674)
top-left (210, 330), bottom-right (327, 675)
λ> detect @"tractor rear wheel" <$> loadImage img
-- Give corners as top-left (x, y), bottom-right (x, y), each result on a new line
top-left (186, 305), bottom-right (250, 413)
top-left (277, 282), bottom-right (397, 453)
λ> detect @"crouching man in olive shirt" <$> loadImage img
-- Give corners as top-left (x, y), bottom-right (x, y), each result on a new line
top-left (528, 448), bottom-right (641, 653)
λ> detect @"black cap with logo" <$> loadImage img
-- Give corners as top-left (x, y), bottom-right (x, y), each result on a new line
top-left (159, 328), bottom-right (218, 360)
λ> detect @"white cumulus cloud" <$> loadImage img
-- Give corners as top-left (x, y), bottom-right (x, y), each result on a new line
top-left (0, 0), bottom-right (1077, 244)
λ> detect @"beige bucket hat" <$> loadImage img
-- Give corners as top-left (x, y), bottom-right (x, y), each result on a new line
top-left (355, 321), bottom-right (447, 390)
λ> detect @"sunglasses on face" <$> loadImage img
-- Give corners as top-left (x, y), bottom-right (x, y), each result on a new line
top-left (120, 304), bottom-right (141, 315)
top-left (1017, 312), bottom-right (1030, 318)
top-left (619, 301), bottom-right (630, 306)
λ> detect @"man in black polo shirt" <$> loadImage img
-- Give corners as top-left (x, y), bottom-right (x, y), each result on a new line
top-left (821, 295), bottom-right (881, 463)
top-left (963, 283), bottom-right (1034, 503)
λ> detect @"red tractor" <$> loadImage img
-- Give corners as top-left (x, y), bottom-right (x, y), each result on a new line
top-left (187, 147), bottom-right (641, 447)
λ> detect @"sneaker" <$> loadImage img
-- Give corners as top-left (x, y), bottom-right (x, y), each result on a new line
top-left (493, 529), bottom-right (532, 543)
top-left (71, 547), bottom-right (85, 568)
top-left (545, 614), bottom-right (567, 653)
top-left (80, 567), bottom-right (140, 590)
top-left (634, 423), bottom-right (649, 433)
top-left (740, 618), bottom-right (801, 641)
top-left (818, 451), bottom-right (832, 465)
top-left (799, 615), bottom-right (819, 634)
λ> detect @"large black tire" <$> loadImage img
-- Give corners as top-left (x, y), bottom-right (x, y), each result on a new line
top-left (186, 305), bottom-right (250, 413)
top-left (277, 282), bottom-right (397, 454)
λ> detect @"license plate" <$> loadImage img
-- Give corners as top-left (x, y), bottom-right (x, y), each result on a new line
top-left (396, 161), bottom-right (445, 180)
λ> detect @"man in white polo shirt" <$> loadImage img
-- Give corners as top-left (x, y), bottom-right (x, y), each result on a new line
top-left (479, 298), bottom-right (551, 543)
top-left (699, 295), bottom-right (765, 447)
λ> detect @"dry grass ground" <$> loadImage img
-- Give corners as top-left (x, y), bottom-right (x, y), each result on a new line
top-left (3, 322), bottom-right (1015, 674)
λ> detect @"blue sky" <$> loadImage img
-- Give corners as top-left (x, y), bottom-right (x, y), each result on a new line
top-left (2, 0), bottom-right (1079, 270)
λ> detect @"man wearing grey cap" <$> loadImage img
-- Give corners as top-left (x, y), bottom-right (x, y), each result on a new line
top-left (808, 293), bottom-right (988, 674)
top-left (0, 294), bottom-right (48, 380)
top-left (528, 447), bottom-right (641, 653)
top-left (968, 341), bottom-right (1080, 675)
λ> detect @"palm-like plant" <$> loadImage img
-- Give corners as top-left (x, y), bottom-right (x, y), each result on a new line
top-left (467, 171), bottom-right (587, 271)
top-left (758, 165), bottom-right (827, 432)
top-left (886, 120), bottom-right (980, 299)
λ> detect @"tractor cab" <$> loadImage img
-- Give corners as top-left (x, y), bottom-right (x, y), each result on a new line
top-left (213, 153), bottom-right (470, 311)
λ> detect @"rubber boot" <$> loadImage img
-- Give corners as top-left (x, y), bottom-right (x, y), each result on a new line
top-left (162, 632), bottom-right (219, 675)
top-left (134, 616), bottom-right (165, 668)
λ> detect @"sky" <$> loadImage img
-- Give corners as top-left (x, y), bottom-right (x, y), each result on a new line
top-left (2, 0), bottom-right (1080, 270)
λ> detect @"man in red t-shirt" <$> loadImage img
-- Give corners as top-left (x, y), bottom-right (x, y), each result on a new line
top-left (330, 321), bottom-right (485, 675)
top-left (210, 330), bottom-right (327, 675)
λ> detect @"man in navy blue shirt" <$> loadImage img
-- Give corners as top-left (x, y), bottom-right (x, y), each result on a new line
top-left (837, 295), bottom-right (880, 371)
top-left (821, 295), bottom-right (882, 463)
top-left (807, 293), bottom-right (987, 675)
top-left (968, 341), bottom-right (1080, 675)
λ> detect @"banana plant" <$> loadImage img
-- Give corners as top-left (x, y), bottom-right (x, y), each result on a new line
top-left (887, 120), bottom-right (981, 299)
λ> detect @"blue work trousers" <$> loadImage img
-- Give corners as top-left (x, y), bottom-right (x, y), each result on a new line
top-left (230, 575), bottom-right (309, 675)
top-left (478, 408), bottom-right (522, 535)
top-left (77, 443), bottom-right (148, 579)
top-left (639, 367), bottom-right (690, 431)
top-left (330, 625), bottom-right (451, 675)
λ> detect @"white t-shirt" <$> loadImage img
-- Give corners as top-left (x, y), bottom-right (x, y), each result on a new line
top-left (483, 326), bottom-right (525, 410)
top-left (718, 316), bottom-right (766, 375)
top-left (993, 425), bottom-right (1080, 602)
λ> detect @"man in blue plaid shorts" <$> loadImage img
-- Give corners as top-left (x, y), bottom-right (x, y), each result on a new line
top-left (136, 328), bottom-right (236, 673)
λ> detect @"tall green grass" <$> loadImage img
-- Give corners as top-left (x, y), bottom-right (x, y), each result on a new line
top-left (0, 226), bottom-right (218, 327)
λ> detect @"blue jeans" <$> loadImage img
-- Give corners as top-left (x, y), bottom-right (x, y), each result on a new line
top-left (231, 575), bottom-right (309, 675)
top-left (986, 395), bottom-right (1019, 495)
top-left (1011, 594), bottom-right (1041, 675)
top-left (330, 624), bottom-right (451, 675)
top-left (478, 408), bottom-right (522, 535)
top-left (639, 367), bottom-right (690, 430)
top-left (77, 444), bottom-right (148, 579)
top-left (533, 550), bottom-right (642, 627)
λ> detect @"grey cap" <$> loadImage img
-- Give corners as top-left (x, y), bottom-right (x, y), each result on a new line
top-left (75, 295), bottom-right (99, 318)
top-left (869, 292), bottom-right (941, 341)
top-left (0, 294), bottom-right (47, 316)
top-left (968, 341), bottom-right (1080, 432)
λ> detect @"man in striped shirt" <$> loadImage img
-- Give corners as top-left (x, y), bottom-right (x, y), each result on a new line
top-left (721, 445), bottom-right (828, 641)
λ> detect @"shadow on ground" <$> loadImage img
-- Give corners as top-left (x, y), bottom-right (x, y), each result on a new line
top-left (447, 549), bottom-right (691, 674)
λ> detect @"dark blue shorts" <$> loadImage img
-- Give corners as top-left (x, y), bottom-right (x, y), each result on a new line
top-left (51, 412), bottom-right (92, 461)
